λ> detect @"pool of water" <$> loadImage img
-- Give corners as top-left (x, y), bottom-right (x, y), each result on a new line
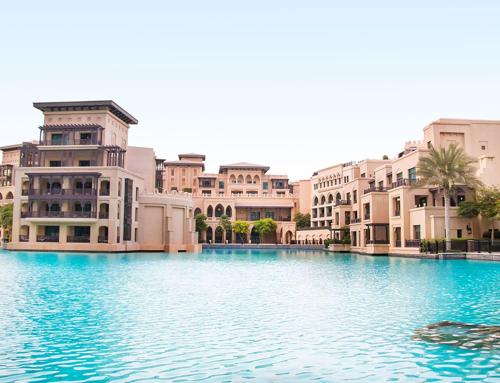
top-left (0, 250), bottom-right (498, 382)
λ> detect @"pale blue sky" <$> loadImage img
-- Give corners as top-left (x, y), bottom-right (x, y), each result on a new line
top-left (1, 1), bottom-right (499, 180)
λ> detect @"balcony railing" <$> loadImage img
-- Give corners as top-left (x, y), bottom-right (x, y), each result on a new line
top-left (405, 239), bottom-right (421, 248)
top-left (99, 189), bottom-right (110, 196)
top-left (364, 186), bottom-right (391, 194)
top-left (393, 210), bottom-right (401, 217)
top-left (395, 240), bottom-right (402, 247)
top-left (391, 178), bottom-right (417, 188)
top-left (351, 218), bottom-right (362, 224)
top-left (37, 235), bottom-right (59, 242)
top-left (99, 211), bottom-right (109, 219)
top-left (98, 236), bottom-right (109, 244)
top-left (43, 138), bottom-right (101, 146)
top-left (335, 200), bottom-right (351, 206)
top-left (23, 211), bottom-right (97, 219)
top-left (19, 235), bottom-right (29, 242)
top-left (28, 189), bottom-right (98, 198)
top-left (67, 236), bottom-right (91, 243)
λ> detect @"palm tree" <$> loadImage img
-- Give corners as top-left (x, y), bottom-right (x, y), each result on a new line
top-left (416, 144), bottom-right (481, 250)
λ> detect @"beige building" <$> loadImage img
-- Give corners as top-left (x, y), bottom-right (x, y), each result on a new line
top-left (5, 101), bottom-right (199, 253)
top-left (297, 118), bottom-right (500, 255)
top-left (163, 158), bottom-right (300, 243)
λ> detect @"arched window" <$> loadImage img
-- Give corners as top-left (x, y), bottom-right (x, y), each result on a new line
top-left (336, 192), bottom-right (341, 203)
top-left (229, 175), bottom-right (236, 184)
top-left (0, 192), bottom-right (3, 200)
top-left (6, 192), bottom-right (13, 199)
top-left (207, 205), bottom-right (213, 217)
top-left (215, 204), bottom-right (224, 217)
top-left (246, 175), bottom-right (252, 184)
top-left (237, 175), bottom-right (244, 184)
top-left (313, 196), bottom-right (319, 206)
top-left (253, 175), bottom-right (260, 184)
top-left (321, 195), bottom-right (326, 204)
top-left (328, 194), bottom-right (334, 203)
top-left (194, 208), bottom-right (202, 216)
top-left (225, 205), bottom-right (232, 217)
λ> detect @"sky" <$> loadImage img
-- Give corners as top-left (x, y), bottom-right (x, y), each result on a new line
top-left (0, 1), bottom-right (499, 180)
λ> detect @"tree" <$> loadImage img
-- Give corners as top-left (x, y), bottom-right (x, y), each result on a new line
top-left (0, 203), bottom-right (13, 242)
top-left (294, 212), bottom-right (311, 229)
top-left (382, 154), bottom-right (389, 160)
top-left (194, 213), bottom-right (208, 242)
top-left (416, 144), bottom-right (481, 250)
top-left (219, 214), bottom-right (232, 233)
top-left (232, 220), bottom-right (250, 244)
top-left (476, 186), bottom-right (500, 241)
top-left (253, 218), bottom-right (277, 243)
top-left (458, 201), bottom-right (480, 219)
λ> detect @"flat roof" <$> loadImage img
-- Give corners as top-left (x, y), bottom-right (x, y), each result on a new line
top-left (219, 162), bottom-right (270, 173)
top-left (33, 100), bottom-right (138, 125)
top-left (0, 144), bottom-right (22, 151)
top-left (178, 153), bottom-right (206, 160)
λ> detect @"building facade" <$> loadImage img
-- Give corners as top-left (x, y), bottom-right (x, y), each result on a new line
top-left (4, 101), bottom-right (199, 252)
top-left (297, 118), bottom-right (500, 255)
top-left (163, 157), bottom-right (300, 243)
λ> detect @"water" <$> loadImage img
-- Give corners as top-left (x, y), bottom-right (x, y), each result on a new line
top-left (0, 250), bottom-right (498, 383)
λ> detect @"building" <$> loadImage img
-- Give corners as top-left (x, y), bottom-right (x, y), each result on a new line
top-left (163, 158), bottom-right (300, 243)
top-left (297, 118), bottom-right (500, 255)
top-left (5, 100), bottom-right (199, 252)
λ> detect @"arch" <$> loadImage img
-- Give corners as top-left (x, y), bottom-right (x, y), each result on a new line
top-left (99, 203), bottom-right (109, 219)
top-left (0, 192), bottom-right (3, 200)
top-left (328, 194), bottom-right (334, 203)
top-left (215, 204), bottom-right (224, 217)
top-left (19, 225), bottom-right (30, 241)
top-left (253, 175), bottom-right (260, 184)
top-left (206, 226), bottom-right (213, 243)
top-left (321, 195), bottom-right (326, 205)
top-left (335, 192), bottom-right (341, 203)
top-left (251, 227), bottom-right (260, 244)
top-left (98, 226), bottom-right (109, 243)
top-left (225, 205), bottom-right (232, 217)
top-left (215, 226), bottom-right (224, 243)
top-left (319, 237), bottom-right (323, 244)
top-left (285, 230), bottom-right (293, 244)
top-left (237, 174), bottom-right (244, 184)
top-left (313, 196), bottom-right (319, 206)
top-left (194, 207), bottom-right (202, 216)
top-left (207, 205), bottom-right (213, 217)
top-left (229, 174), bottom-right (236, 184)
top-left (5, 192), bottom-right (13, 200)
top-left (100, 180), bottom-right (110, 196)
top-left (245, 175), bottom-right (252, 184)
top-left (225, 228), bottom-right (232, 243)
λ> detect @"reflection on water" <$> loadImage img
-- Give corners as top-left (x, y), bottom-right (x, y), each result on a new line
top-left (0, 250), bottom-right (498, 382)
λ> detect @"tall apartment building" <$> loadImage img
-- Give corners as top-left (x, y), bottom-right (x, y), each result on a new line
top-left (163, 156), bottom-right (299, 243)
top-left (5, 101), bottom-right (199, 252)
top-left (297, 118), bottom-right (500, 255)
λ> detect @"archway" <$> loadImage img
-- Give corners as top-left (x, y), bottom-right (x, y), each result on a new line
top-left (229, 174), bottom-right (236, 184)
top-left (206, 227), bottom-right (213, 243)
top-left (194, 207), bottom-right (202, 216)
top-left (237, 175), bottom-right (244, 184)
top-left (98, 226), bottom-right (109, 243)
top-left (215, 204), bottom-right (224, 218)
top-left (215, 226), bottom-right (224, 243)
top-left (285, 230), bottom-right (293, 244)
top-left (245, 175), bottom-right (252, 184)
top-left (6, 192), bottom-right (13, 200)
top-left (225, 205), bottom-right (232, 217)
top-left (253, 175), bottom-right (260, 184)
top-left (225, 229), bottom-right (232, 243)
top-left (207, 205), bottom-right (213, 218)
top-left (251, 227), bottom-right (260, 244)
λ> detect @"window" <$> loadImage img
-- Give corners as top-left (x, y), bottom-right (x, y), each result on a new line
top-left (79, 160), bottom-right (91, 167)
top-left (80, 132), bottom-right (92, 142)
top-left (265, 212), bottom-right (275, 219)
top-left (408, 167), bottom-right (417, 183)
top-left (393, 197), bottom-right (401, 216)
top-left (360, 173), bottom-right (366, 178)
top-left (353, 190), bottom-right (358, 203)
top-left (250, 211), bottom-right (260, 221)
top-left (49, 160), bottom-right (62, 167)
top-left (457, 229), bottom-right (462, 238)
top-left (51, 133), bottom-right (63, 144)
top-left (219, 181), bottom-right (224, 189)
top-left (171, 169), bottom-right (175, 176)
top-left (378, 181), bottom-right (384, 189)
top-left (135, 207), bottom-right (138, 221)
top-left (413, 225), bottom-right (421, 240)
top-left (136, 187), bottom-right (139, 201)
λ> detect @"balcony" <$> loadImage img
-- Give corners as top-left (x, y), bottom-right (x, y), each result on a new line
top-left (23, 211), bottom-right (97, 219)
top-left (364, 186), bottom-right (391, 194)
top-left (351, 218), bottom-right (362, 224)
top-left (19, 235), bottom-right (29, 242)
top-left (39, 124), bottom-right (103, 146)
top-left (99, 211), bottom-right (109, 219)
top-left (391, 178), bottom-right (417, 189)
top-left (405, 239), bottom-right (421, 248)
top-left (28, 188), bottom-right (98, 199)
top-left (335, 200), bottom-right (351, 206)
top-left (98, 236), bottom-right (109, 244)
top-left (67, 236), bottom-right (91, 243)
top-left (37, 235), bottom-right (59, 242)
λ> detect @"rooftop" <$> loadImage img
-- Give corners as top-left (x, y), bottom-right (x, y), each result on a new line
top-left (178, 153), bottom-right (206, 160)
top-left (33, 100), bottom-right (138, 125)
top-left (219, 162), bottom-right (270, 173)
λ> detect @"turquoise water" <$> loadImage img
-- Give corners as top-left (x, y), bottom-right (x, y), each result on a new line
top-left (0, 250), bottom-right (498, 383)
